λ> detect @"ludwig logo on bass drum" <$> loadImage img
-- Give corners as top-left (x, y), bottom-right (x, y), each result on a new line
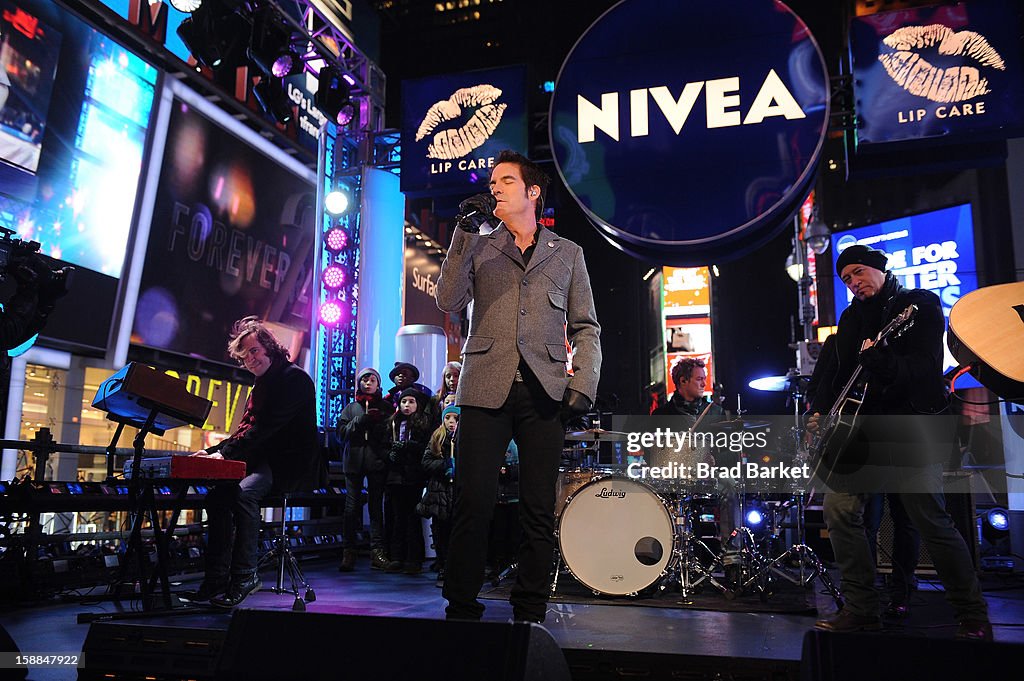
top-left (595, 487), bottom-right (627, 499)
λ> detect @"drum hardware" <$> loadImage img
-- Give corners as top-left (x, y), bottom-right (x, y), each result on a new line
top-left (727, 492), bottom-right (843, 607)
top-left (661, 495), bottom-right (730, 601)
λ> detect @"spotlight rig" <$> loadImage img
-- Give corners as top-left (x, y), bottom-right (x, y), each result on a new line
top-left (175, 0), bottom-right (363, 128)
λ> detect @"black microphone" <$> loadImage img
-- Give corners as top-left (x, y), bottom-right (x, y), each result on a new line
top-left (457, 192), bottom-right (496, 218)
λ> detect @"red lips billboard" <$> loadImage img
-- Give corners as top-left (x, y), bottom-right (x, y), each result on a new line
top-left (400, 65), bottom-right (527, 196)
top-left (851, 0), bottom-right (1024, 147)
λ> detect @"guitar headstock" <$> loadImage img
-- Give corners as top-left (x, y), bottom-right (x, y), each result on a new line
top-left (878, 305), bottom-right (918, 343)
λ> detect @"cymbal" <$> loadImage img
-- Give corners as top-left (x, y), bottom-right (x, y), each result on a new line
top-left (701, 418), bottom-right (772, 432)
top-left (748, 374), bottom-right (810, 393)
top-left (564, 429), bottom-right (630, 442)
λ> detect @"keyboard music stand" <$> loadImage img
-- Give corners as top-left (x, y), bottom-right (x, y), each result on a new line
top-left (79, 364), bottom-right (213, 622)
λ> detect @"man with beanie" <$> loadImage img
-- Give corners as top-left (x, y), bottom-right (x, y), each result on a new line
top-left (337, 367), bottom-right (395, 571)
top-left (809, 244), bottom-right (991, 640)
top-left (436, 150), bottom-right (602, 623)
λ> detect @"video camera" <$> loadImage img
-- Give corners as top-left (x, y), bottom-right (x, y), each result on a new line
top-left (0, 227), bottom-right (74, 298)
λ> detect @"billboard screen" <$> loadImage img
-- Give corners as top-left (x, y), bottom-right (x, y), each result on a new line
top-left (831, 203), bottom-right (978, 378)
top-left (131, 98), bottom-right (316, 365)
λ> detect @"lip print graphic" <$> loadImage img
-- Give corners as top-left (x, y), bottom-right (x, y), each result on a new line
top-left (878, 25), bottom-right (1005, 103)
top-left (415, 84), bottom-right (507, 160)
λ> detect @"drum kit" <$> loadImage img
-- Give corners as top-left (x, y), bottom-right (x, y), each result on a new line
top-left (541, 375), bottom-right (843, 608)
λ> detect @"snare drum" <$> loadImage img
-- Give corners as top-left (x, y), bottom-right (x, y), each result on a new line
top-left (557, 476), bottom-right (675, 596)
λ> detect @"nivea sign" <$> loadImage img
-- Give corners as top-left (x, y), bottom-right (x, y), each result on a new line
top-left (550, 0), bottom-right (830, 265)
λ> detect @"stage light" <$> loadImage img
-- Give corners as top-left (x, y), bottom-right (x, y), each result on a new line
top-left (322, 265), bottom-right (346, 290)
top-left (325, 228), bottom-right (348, 252)
top-left (987, 508), bottom-right (1009, 532)
top-left (319, 301), bottom-right (343, 326)
top-left (325, 190), bottom-right (350, 215)
top-left (248, 7), bottom-right (302, 78)
top-left (170, 0), bottom-right (203, 14)
top-left (175, 4), bottom-right (248, 70)
top-left (253, 78), bottom-right (293, 124)
top-left (316, 66), bottom-right (355, 126)
top-left (745, 509), bottom-right (765, 527)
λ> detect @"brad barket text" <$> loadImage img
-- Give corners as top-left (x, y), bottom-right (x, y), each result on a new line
top-left (627, 461), bottom-right (812, 482)
top-left (625, 427), bottom-right (769, 454)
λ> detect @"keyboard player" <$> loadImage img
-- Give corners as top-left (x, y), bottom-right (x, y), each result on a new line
top-left (187, 316), bottom-right (317, 607)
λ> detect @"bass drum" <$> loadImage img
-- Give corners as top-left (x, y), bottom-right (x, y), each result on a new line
top-left (557, 476), bottom-right (675, 596)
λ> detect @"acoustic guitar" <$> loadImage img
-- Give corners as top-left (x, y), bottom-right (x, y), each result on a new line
top-left (808, 305), bottom-right (917, 485)
top-left (947, 281), bottom-right (1024, 400)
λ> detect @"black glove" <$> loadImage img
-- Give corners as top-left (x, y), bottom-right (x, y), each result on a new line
top-left (388, 441), bottom-right (403, 463)
top-left (858, 344), bottom-right (897, 381)
top-left (560, 388), bottom-right (592, 423)
top-left (455, 193), bottom-right (496, 234)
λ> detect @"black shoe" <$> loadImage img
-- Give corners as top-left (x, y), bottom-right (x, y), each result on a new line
top-left (181, 578), bottom-right (228, 603)
top-left (955, 619), bottom-right (993, 641)
top-left (814, 610), bottom-right (882, 633)
top-left (884, 601), bottom-right (910, 619)
top-left (384, 560), bottom-right (403, 573)
top-left (211, 574), bottom-right (261, 608)
top-left (339, 549), bottom-right (357, 572)
top-left (371, 549), bottom-right (389, 571)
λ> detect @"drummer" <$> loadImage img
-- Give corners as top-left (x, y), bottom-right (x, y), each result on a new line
top-left (653, 358), bottom-right (740, 567)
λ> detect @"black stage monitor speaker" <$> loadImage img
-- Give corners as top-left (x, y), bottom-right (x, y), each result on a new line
top-left (217, 610), bottom-right (570, 681)
top-left (80, 621), bottom-right (226, 681)
top-left (801, 630), bottom-right (1023, 681)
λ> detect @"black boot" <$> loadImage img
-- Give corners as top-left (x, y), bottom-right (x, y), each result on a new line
top-left (212, 573), bottom-right (261, 608)
top-left (181, 577), bottom-right (228, 603)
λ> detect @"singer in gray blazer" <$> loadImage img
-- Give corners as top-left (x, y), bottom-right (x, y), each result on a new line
top-left (435, 150), bottom-right (601, 623)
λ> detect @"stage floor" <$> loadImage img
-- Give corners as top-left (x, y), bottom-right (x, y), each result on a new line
top-left (4, 560), bottom-right (1023, 680)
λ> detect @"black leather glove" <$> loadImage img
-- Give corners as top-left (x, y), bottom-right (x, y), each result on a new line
top-left (560, 388), bottom-right (592, 423)
top-left (858, 344), bottom-right (897, 381)
top-left (455, 193), bottom-right (496, 233)
top-left (388, 441), bottom-right (403, 463)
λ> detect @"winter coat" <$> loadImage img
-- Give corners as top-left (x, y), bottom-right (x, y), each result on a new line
top-left (418, 434), bottom-right (455, 520)
top-left (385, 413), bottom-right (430, 486)
top-left (336, 393), bottom-right (394, 476)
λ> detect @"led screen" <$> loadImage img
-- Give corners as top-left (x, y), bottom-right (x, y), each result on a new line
top-left (0, 0), bottom-right (61, 174)
top-left (831, 203), bottom-right (978, 377)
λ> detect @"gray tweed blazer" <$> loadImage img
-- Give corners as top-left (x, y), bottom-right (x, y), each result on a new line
top-left (435, 224), bottom-right (602, 409)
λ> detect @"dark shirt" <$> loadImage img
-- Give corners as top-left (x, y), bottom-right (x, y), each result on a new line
top-left (208, 356), bottom-right (319, 491)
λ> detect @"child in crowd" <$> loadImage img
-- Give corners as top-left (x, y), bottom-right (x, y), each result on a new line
top-left (336, 367), bottom-right (394, 571)
top-left (420, 405), bottom-right (459, 587)
top-left (429, 361), bottom-right (461, 427)
top-left (384, 387), bottom-right (431, 574)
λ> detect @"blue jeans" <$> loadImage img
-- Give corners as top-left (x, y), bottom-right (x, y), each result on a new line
top-left (824, 464), bottom-right (986, 620)
top-left (204, 463), bottom-right (273, 579)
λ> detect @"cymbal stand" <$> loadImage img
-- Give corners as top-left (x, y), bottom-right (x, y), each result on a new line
top-left (733, 492), bottom-right (843, 608)
top-left (663, 495), bottom-right (729, 600)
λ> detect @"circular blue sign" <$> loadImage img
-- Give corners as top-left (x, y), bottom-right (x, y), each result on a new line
top-left (550, 0), bottom-right (830, 264)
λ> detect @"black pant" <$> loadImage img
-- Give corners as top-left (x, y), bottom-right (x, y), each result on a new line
top-left (205, 463), bottom-right (273, 580)
top-left (443, 378), bottom-right (562, 621)
top-left (431, 517), bottom-right (453, 567)
top-left (387, 484), bottom-right (425, 565)
top-left (344, 471), bottom-right (386, 550)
